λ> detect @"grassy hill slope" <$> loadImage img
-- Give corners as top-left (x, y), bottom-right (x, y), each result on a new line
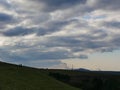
top-left (0, 62), bottom-right (79, 90)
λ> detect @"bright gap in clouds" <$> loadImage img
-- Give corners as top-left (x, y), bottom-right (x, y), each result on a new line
top-left (0, 0), bottom-right (120, 71)
top-left (62, 50), bottom-right (120, 71)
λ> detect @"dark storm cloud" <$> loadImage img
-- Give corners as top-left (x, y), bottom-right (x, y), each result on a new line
top-left (0, 46), bottom-right (70, 61)
top-left (23, 50), bottom-right (71, 60)
top-left (44, 31), bottom-right (108, 49)
top-left (3, 27), bottom-right (35, 36)
top-left (102, 21), bottom-right (120, 29)
top-left (0, 13), bottom-right (16, 29)
top-left (2, 20), bottom-right (69, 36)
top-left (2, 19), bottom-right (77, 37)
top-left (0, 13), bottom-right (13, 22)
top-left (34, 0), bottom-right (87, 11)
top-left (41, 0), bottom-right (86, 6)
top-left (94, 0), bottom-right (120, 11)
top-left (37, 20), bottom-right (72, 36)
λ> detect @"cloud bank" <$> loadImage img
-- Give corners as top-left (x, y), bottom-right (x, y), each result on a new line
top-left (0, 0), bottom-right (120, 68)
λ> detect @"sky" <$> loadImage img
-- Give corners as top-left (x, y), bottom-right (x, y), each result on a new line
top-left (0, 0), bottom-right (120, 71)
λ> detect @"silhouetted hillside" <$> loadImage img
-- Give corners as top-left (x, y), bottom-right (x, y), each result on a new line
top-left (0, 61), bottom-right (79, 90)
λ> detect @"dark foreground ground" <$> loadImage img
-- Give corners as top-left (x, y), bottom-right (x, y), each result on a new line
top-left (41, 69), bottom-right (120, 90)
top-left (0, 61), bottom-right (120, 90)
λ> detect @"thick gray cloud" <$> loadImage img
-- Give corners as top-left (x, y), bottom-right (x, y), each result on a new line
top-left (3, 27), bottom-right (35, 36)
top-left (102, 21), bottom-right (120, 29)
top-left (2, 19), bottom-right (79, 36)
top-left (0, 13), bottom-right (16, 29)
top-left (40, 0), bottom-right (86, 6)
top-left (27, 0), bottom-right (87, 12)
top-left (37, 20), bottom-right (73, 36)
top-left (94, 0), bottom-right (120, 11)
top-left (0, 0), bottom-right (120, 68)
top-left (0, 13), bottom-right (13, 22)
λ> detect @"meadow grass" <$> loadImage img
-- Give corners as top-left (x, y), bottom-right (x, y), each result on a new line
top-left (0, 62), bottom-right (80, 90)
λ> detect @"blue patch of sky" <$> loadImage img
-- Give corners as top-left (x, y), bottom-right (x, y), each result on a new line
top-left (83, 14), bottom-right (106, 20)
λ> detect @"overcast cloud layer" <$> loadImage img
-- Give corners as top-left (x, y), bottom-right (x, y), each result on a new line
top-left (0, 0), bottom-right (120, 68)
